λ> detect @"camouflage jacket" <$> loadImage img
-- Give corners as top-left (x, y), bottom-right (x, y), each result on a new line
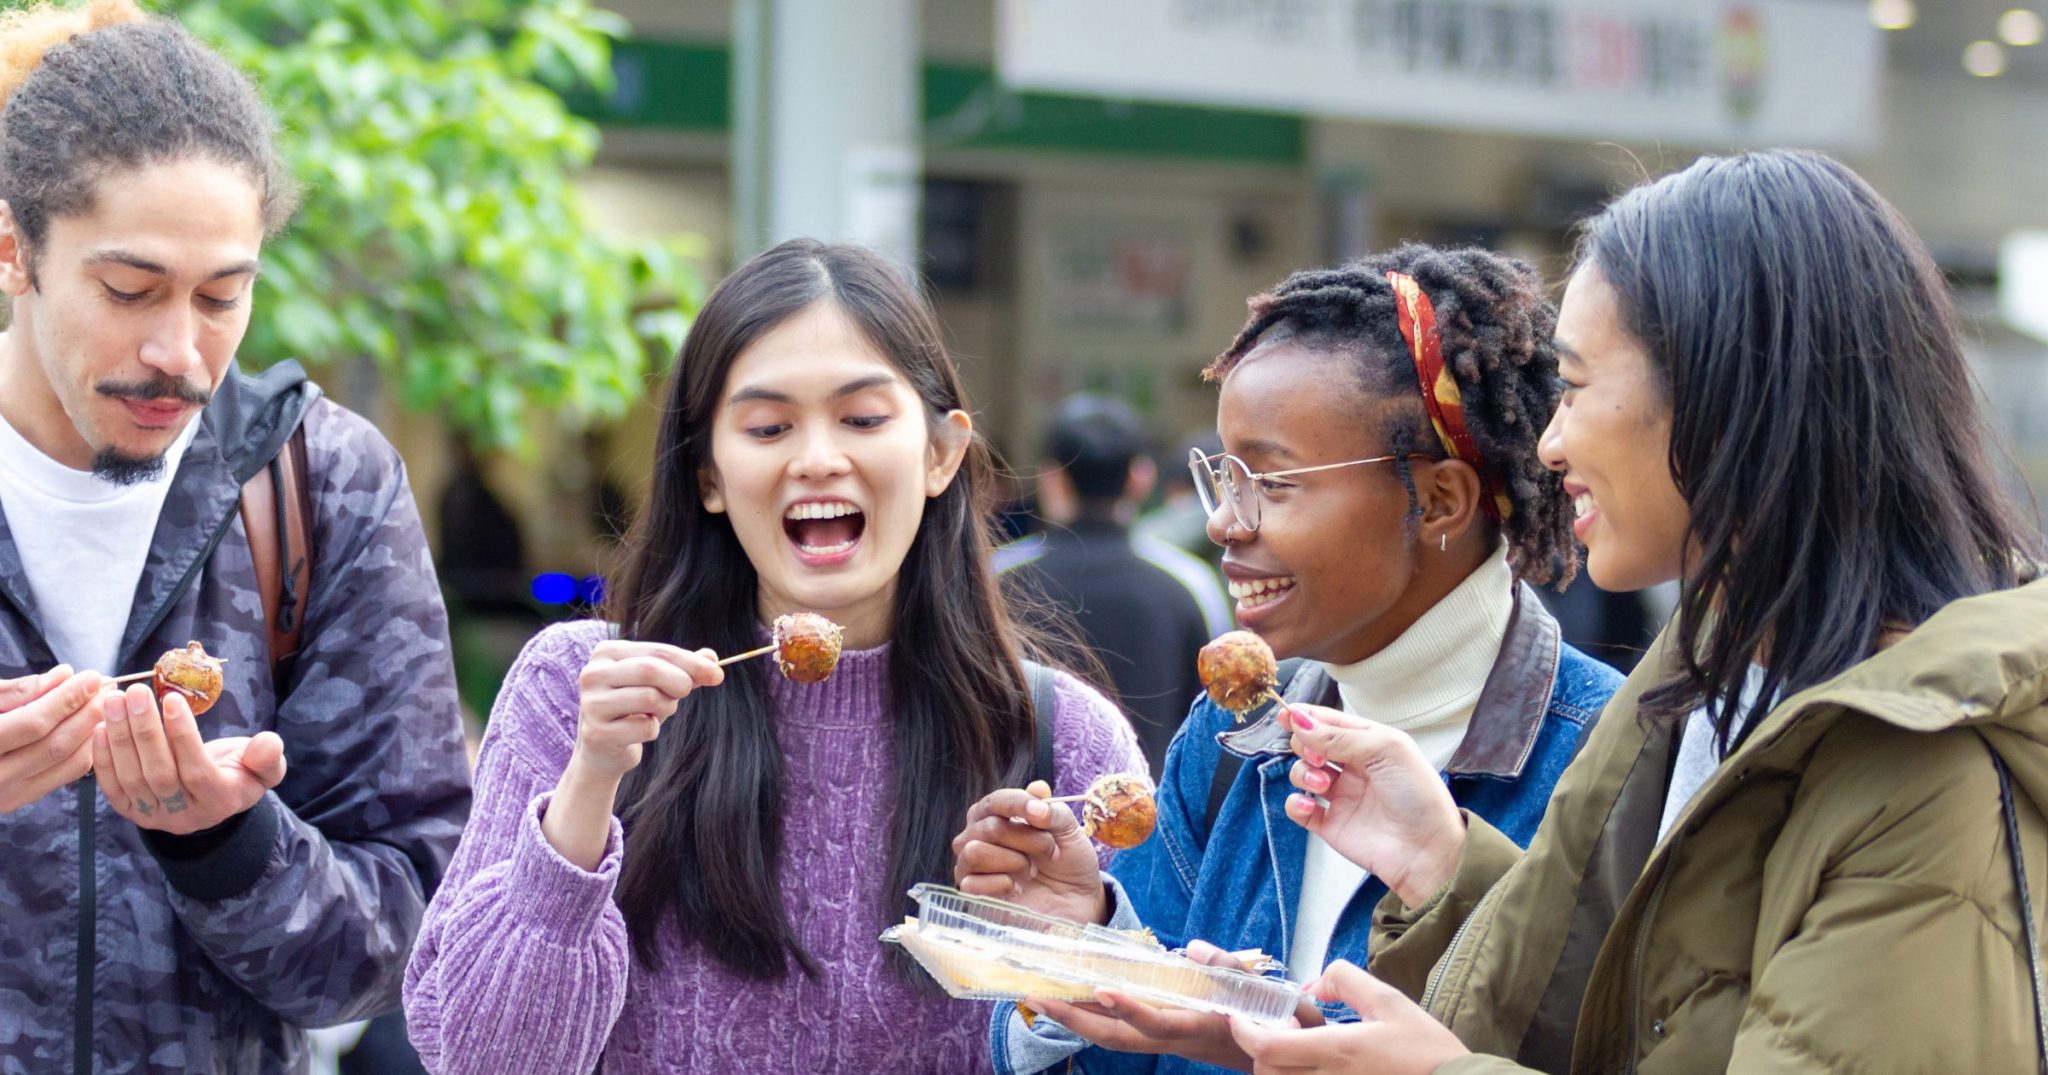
top-left (0, 362), bottom-right (472, 1074)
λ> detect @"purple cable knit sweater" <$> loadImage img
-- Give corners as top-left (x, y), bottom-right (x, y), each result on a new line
top-left (404, 621), bottom-right (1146, 1074)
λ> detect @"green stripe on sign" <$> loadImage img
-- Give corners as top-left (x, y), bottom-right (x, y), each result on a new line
top-left (924, 61), bottom-right (1303, 165)
top-left (570, 40), bottom-right (1305, 166)
top-left (563, 39), bottom-right (730, 131)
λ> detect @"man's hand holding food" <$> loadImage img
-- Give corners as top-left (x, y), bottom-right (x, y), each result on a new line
top-left (91, 683), bottom-right (286, 834)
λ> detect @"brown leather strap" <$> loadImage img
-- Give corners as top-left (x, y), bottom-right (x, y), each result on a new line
top-left (240, 456), bottom-right (281, 652)
top-left (279, 425), bottom-right (313, 663)
top-left (237, 425), bottom-right (313, 682)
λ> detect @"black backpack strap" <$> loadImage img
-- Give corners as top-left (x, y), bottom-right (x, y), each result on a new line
top-left (1202, 658), bottom-right (1306, 838)
top-left (1993, 750), bottom-right (2048, 1073)
top-left (1025, 660), bottom-right (1058, 788)
top-left (1204, 751), bottom-right (1243, 843)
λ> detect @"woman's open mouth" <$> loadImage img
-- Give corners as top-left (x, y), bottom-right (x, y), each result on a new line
top-left (782, 499), bottom-right (867, 566)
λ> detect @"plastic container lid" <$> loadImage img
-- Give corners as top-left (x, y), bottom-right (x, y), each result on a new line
top-left (880, 883), bottom-right (1304, 1024)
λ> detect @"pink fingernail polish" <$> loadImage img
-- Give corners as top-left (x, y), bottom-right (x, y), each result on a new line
top-left (1292, 710), bottom-right (1317, 731)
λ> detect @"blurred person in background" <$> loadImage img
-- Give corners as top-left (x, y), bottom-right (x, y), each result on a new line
top-left (998, 394), bottom-right (1230, 773)
top-left (1138, 430), bottom-right (1228, 571)
top-left (0, 5), bottom-right (469, 1073)
top-left (1536, 574), bottom-right (1655, 673)
top-left (438, 437), bottom-right (530, 618)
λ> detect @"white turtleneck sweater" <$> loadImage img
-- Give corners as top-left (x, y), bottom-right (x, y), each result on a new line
top-left (1286, 547), bottom-right (1516, 982)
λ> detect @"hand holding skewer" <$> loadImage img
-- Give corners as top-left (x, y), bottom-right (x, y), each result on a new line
top-left (91, 641), bottom-right (286, 835)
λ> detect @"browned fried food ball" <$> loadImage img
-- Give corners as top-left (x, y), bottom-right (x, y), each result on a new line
top-left (772, 612), bottom-right (843, 683)
top-left (154, 641), bottom-right (225, 715)
top-left (1080, 772), bottom-right (1158, 850)
top-left (1198, 630), bottom-right (1278, 715)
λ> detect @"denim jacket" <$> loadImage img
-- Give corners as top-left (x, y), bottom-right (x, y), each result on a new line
top-left (991, 582), bottom-right (1624, 1075)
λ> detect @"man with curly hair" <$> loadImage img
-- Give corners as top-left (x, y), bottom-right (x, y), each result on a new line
top-left (0, 6), bottom-right (468, 1073)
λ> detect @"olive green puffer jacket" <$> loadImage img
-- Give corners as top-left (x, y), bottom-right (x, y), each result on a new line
top-left (1372, 580), bottom-right (2048, 1074)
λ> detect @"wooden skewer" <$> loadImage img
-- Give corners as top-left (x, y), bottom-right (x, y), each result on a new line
top-left (1217, 684), bottom-right (1298, 722)
top-left (108, 658), bottom-right (229, 687)
top-left (1262, 689), bottom-right (1347, 776)
top-left (1227, 948), bottom-right (1283, 971)
top-left (715, 642), bottom-right (777, 668)
top-left (1262, 688), bottom-right (1303, 722)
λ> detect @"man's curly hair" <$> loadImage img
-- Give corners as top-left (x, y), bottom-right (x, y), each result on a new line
top-left (1204, 243), bottom-right (1576, 586)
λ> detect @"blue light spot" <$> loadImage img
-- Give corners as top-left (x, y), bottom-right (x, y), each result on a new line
top-left (530, 572), bottom-right (577, 605)
top-left (579, 576), bottom-right (607, 605)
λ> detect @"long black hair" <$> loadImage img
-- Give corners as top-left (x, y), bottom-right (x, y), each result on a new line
top-left (1580, 149), bottom-right (2041, 748)
top-left (606, 239), bottom-right (1045, 978)
top-left (1206, 243), bottom-right (1577, 586)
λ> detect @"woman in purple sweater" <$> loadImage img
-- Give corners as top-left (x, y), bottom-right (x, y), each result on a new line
top-left (404, 239), bottom-right (1146, 1073)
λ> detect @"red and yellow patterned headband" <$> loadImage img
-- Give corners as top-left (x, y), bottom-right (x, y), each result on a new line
top-left (1386, 270), bottom-right (1512, 522)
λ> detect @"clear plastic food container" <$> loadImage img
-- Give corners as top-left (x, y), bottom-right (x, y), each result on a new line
top-left (880, 884), bottom-right (1304, 1024)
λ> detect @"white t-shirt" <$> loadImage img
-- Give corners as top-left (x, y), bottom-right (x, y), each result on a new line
top-left (0, 412), bottom-right (197, 675)
top-left (1287, 547), bottom-right (1516, 983)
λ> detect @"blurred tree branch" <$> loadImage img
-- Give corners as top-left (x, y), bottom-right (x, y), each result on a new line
top-left (156, 0), bottom-right (704, 451)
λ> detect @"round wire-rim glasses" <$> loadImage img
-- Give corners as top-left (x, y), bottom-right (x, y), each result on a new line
top-left (1187, 446), bottom-right (1414, 533)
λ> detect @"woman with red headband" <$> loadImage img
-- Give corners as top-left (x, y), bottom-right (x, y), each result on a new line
top-left (950, 244), bottom-right (1624, 1075)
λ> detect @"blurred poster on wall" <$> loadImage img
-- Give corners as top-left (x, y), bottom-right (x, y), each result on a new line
top-left (1047, 225), bottom-right (1196, 336)
top-left (1321, 170), bottom-right (1375, 266)
top-left (998, 0), bottom-right (1879, 152)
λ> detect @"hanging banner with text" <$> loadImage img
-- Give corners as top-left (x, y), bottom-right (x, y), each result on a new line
top-left (997, 0), bottom-right (1881, 151)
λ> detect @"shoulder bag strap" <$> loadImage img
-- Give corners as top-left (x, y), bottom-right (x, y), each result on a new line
top-left (1993, 749), bottom-right (2047, 1073)
top-left (1025, 660), bottom-right (1058, 788)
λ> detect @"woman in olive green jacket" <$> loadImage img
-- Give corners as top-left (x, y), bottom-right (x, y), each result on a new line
top-left (1226, 150), bottom-right (2048, 1074)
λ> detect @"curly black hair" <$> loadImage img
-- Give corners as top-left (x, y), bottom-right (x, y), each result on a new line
top-left (1204, 243), bottom-right (1576, 586)
top-left (0, 2), bottom-right (297, 281)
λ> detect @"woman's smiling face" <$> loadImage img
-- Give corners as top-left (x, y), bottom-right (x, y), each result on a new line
top-left (1539, 265), bottom-right (1692, 592)
top-left (701, 300), bottom-right (969, 648)
top-left (1209, 340), bottom-right (1440, 665)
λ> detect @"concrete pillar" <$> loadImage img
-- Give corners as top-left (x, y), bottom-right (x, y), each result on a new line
top-left (732, 0), bottom-right (922, 275)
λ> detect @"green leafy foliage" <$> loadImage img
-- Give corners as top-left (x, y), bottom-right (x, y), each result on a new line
top-left (157, 0), bottom-right (703, 449)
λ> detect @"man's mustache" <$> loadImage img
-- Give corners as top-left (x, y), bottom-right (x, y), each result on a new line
top-left (96, 373), bottom-right (211, 406)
